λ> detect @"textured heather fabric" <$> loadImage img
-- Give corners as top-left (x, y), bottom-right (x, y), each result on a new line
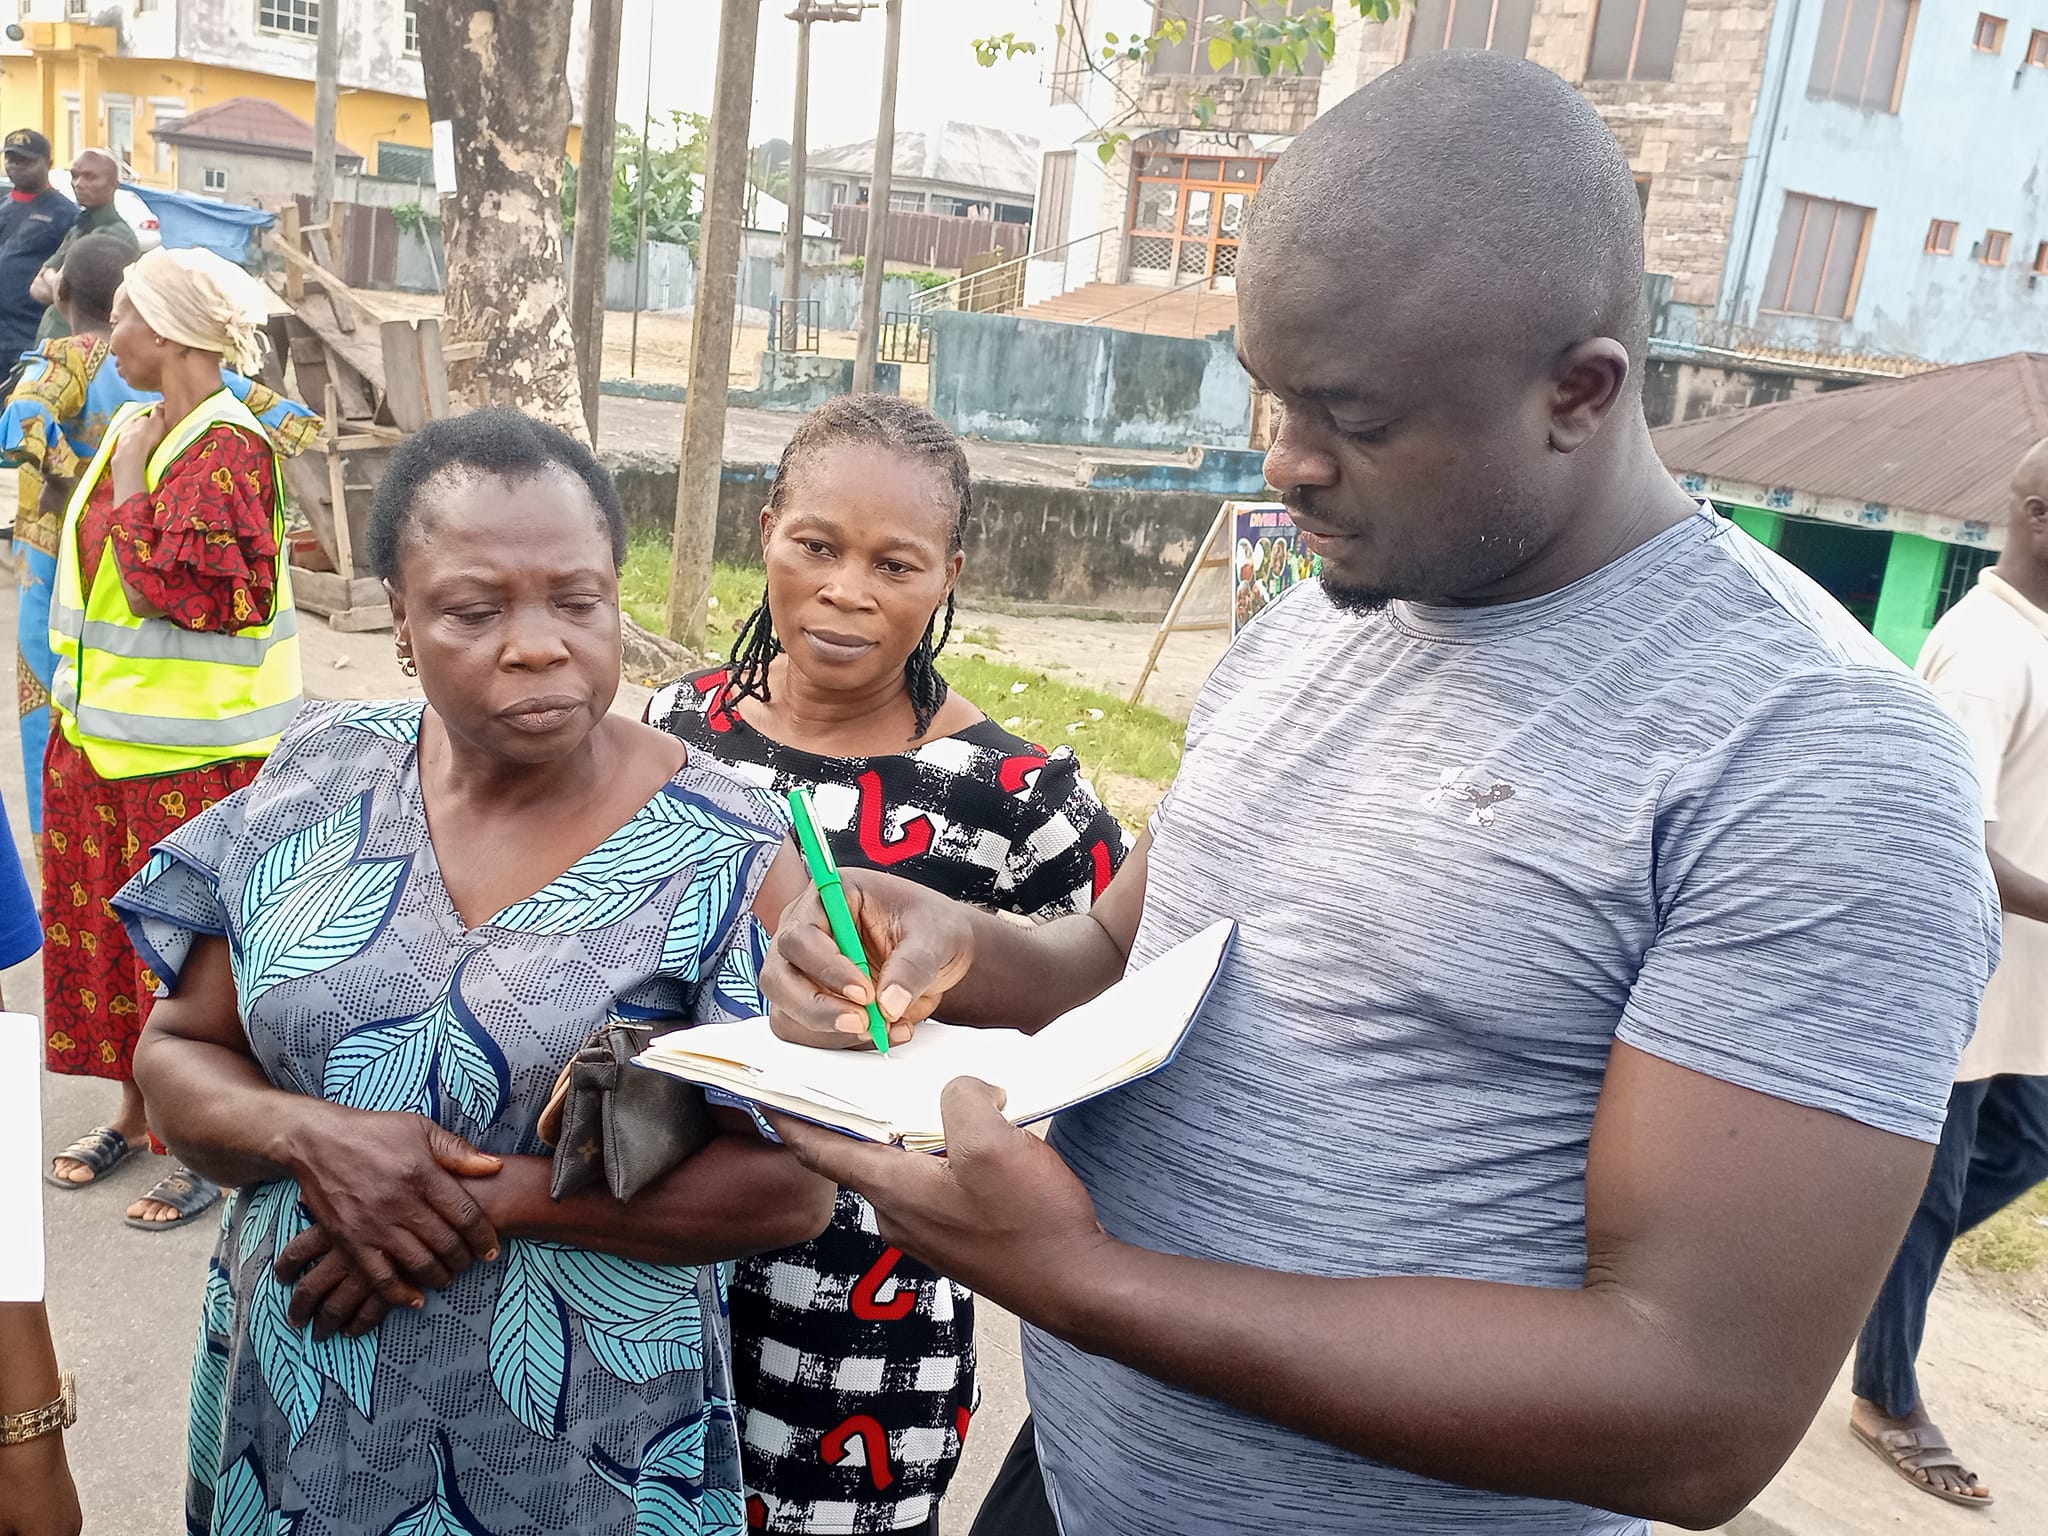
top-left (1023, 507), bottom-right (2000, 1535)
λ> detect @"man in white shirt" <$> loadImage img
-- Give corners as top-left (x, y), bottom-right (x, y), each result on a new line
top-left (1850, 437), bottom-right (2048, 1508)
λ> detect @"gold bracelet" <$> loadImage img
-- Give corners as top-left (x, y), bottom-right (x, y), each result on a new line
top-left (0, 1371), bottom-right (76, 1446)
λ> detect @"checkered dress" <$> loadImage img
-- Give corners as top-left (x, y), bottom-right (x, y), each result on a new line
top-left (649, 669), bottom-right (1128, 1533)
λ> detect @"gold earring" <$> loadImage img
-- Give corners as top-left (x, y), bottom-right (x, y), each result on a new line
top-left (396, 645), bottom-right (418, 679)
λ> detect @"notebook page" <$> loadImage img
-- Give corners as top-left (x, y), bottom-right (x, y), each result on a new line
top-left (644, 1019), bottom-right (1042, 1136)
top-left (995, 920), bottom-right (1236, 1118)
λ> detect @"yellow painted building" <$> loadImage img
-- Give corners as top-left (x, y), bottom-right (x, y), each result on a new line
top-left (1, 15), bottom-right (581, 194)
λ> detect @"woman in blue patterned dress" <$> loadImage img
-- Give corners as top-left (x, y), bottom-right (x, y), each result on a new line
top-left (119, 410), bottom-right (833, 1535)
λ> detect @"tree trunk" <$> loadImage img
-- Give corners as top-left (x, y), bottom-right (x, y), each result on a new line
top-left (417, 1), bottom-right (586, 439)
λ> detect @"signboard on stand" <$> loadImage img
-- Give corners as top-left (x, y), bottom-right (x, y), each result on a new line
top-left (1129, 500), bottom-right (1321, 705)
top-left (1227, 502), bottom-right (1320, 633)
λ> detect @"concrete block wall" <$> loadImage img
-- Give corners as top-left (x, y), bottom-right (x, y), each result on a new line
top-left (603, 453), bottom-right (1230, 617)
top-left (926, 310), bottom-right (1254, 452)
top-left (1324, 0), bottom-right (1777, 309)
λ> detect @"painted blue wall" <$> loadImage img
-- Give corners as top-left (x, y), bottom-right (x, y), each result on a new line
top-left (927, 310), bottom-right (1253, 451)
top-left (1720, 0), bottom-right (2048, 361)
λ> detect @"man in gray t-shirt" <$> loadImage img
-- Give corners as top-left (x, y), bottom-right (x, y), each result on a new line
top-left (758, 55), bottom-right (1998, 1536)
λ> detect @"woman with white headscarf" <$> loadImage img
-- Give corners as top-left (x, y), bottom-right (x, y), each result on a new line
top-left (42, 247), bottom-right (312, 1230)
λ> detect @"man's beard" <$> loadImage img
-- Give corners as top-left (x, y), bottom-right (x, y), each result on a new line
top-left (1319, 577), bottom-right (1393, 614)
top-left (1284, 485), bottom-right (1549, 614)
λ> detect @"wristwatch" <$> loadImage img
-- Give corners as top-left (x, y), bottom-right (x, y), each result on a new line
top-left (0, 1372), bottom-right (76, 1446)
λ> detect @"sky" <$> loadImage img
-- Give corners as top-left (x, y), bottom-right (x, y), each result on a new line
top-left (611, 0), bottom-right (1068, 156)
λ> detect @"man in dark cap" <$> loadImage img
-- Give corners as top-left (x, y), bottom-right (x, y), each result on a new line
top-left (0, 129), bottom-right (77, 371)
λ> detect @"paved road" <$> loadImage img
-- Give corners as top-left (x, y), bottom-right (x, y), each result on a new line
top-left (594, 395), bottom-right (1185, 488)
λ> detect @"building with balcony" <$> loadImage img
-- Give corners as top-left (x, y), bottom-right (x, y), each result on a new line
top-left (1026, 1), bottom-right (2048, 366)
top-left (0, 0), bottom-right (584, 196)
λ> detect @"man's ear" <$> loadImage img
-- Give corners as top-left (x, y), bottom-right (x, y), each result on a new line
top-left (1548, 339), bottom-right (1631, 454)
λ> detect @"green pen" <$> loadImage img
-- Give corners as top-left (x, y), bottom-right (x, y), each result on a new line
top-left (786, 786), bottom-right (892, 1055)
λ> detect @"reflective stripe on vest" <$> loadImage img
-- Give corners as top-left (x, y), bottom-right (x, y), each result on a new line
top-left (50, 389), bottom-right (302, 779)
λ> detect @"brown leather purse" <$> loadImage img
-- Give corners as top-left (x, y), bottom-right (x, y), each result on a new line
top-left (539, 1022), bottom-right (714, 1203)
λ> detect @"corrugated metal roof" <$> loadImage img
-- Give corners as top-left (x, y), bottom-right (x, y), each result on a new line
top-left (156, 98), bottom-right (364, 166)
top-left (809, 122), bottom-right (1040, 200)
top-left (1651, 352), bottom-right (2048, 525)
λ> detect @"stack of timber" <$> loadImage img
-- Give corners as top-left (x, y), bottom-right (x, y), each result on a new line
top-left (261, 205), bottom-right (473, 632)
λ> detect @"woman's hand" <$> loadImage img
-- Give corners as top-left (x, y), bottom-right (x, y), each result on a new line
top-left (282, 1107), bottom-right (504, 1314)
top-left (0, 1433), bottom-right (82, 1536)
top-left (763, 870), bottom-right (978, 1051)
top-left (108, 407), bottom-right (171, 503)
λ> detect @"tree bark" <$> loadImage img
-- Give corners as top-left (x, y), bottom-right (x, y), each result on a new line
top-left (417, 1), bottom-right (587, 439)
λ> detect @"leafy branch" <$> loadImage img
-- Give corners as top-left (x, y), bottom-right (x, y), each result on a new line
top-left (977, 2), bottom-right (1400, 161)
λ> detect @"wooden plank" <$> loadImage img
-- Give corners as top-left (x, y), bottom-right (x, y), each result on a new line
top-left (324, 384), bottom-right (356, 587)
top-left (417, 318), bottom-right (451, 421)
top-left (280, 203), bottom-right (303, 303)
top-left (1130, 506), bottom-right (1229, 707)
top-left (282, 453), bottom-right (339, 571)
top-left (266, 233), bottom-right (369, 335)
top-left (289, 567), bottom-right (391, 630)
top-left (279, 294), bottom-right (383, 408)
top-left (379, 320), bottom-right (428, 433)
top-left (439, 341), bottom-right (483, 363)
top-left (300, 228), bottom-right (355, 334)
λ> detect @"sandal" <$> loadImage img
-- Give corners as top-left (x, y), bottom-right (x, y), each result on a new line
top-left (45, 1125), bottom-right (140, 1188)
top-left (1851, 1418), bottom-right (1995, 1508)
top-left (124, 1168), bottom-right (223, 1231)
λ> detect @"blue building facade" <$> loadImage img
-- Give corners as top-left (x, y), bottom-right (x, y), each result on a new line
top-left (1715, 0), bottom-right (2048, 361)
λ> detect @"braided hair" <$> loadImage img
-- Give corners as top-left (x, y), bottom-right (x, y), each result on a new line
top-left (728, 393), bottom-right (972, 738)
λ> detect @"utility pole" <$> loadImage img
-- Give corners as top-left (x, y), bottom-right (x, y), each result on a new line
top-left (850, 0), bottom-right (902, 393)
top-left (667, 0), bottom-right (763, 647)
top-left (782, 3), bottom-right (866, 342)
top-left (570, 0), bottom-right (625, 438)
top-left (310, 0), bottom-right (341, 230)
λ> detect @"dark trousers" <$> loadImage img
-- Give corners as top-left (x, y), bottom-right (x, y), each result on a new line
top-left (1853, 1073), bottom-right (2048, 1417)
top-left (967, 1416), bottom-right (1061, 1536)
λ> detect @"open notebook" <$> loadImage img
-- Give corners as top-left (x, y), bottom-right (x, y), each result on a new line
top-left (636, 920), bottom-right (1236, 1152)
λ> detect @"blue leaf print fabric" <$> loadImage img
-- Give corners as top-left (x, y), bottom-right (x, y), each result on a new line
top-left (115, 701), bottom-right (784, 1536)
top-left (592, 1401), bottom-right (749, 1536)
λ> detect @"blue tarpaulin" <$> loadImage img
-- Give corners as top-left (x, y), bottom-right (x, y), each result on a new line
top-left (130, 186), bottom-right (275, 266)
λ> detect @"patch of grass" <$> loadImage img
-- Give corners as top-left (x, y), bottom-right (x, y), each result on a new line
top-left (618, 538), bottom-right (1183, 825)
top-left (619, 542), bottom-right (762, 657)
top-left (1954, 1180), bottom-right (2048, 1276)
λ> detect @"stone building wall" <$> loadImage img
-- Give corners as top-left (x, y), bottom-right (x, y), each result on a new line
top-left (1323, 0), bottom-right (1778, 309)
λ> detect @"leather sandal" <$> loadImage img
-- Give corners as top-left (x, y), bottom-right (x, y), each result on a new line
top-left (45, 1125), bottom-right (139, 1188)
top-left (123, 1167), bottom-right (222, 1231)
top-left (1851, 1418), bottom-right (1995, 1508)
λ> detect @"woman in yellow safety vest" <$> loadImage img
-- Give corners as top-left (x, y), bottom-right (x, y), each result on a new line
top-left (42, 246), bottom-right (315, 1230)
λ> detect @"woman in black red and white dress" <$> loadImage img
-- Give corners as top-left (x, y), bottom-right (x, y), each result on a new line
top-left (647, 394), bottom-right (1125, 1536)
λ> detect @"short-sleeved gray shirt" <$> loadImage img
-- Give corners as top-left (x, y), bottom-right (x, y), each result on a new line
top-left (1024, 507), bottom-right (1999, 1535)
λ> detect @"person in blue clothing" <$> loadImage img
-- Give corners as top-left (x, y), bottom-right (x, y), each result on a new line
top-left (124, 410), bottom-right (833, 1535)
top-left (0, 791), bottom-right (80, 1536)
top-left (0, 131), bottom-right (76, 382)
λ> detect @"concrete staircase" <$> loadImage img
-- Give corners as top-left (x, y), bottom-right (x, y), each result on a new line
top-left (1013, 280), bottom-right (1240, 338)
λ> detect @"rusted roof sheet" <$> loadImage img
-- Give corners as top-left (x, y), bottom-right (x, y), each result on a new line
top-left (1651, 352), bottom-right (2048, 525)
top-left (156, 98), bottom-right (364, 166)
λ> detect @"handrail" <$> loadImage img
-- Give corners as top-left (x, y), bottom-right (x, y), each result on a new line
top-left (910, 226), bottom-right (1116, 316)
top-left (1081, 275), bottom-right (1221, 335)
